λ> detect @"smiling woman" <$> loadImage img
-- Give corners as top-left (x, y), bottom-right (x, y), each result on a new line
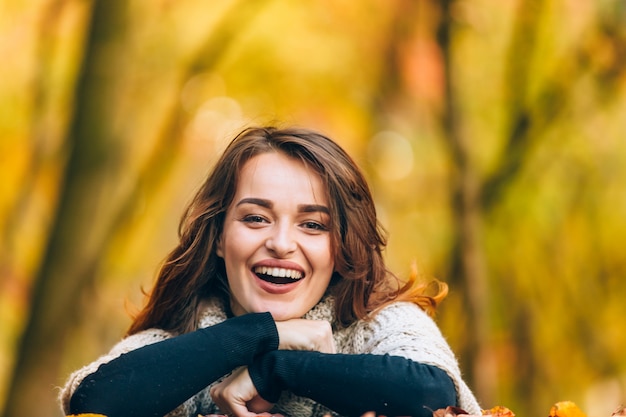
top-left (58, 126), bottom-right (481, 417)
top-left (218, 152), bottom-right (334, 320)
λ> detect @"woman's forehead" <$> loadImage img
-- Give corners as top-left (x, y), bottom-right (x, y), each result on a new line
top-left (233, 152), bottom-right (329, 206)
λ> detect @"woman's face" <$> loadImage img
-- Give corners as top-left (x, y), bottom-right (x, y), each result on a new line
top-left (217, 151), bottom-right (335, 320)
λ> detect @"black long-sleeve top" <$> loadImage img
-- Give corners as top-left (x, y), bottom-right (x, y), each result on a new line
top-left (68, 312), bottom-right (457, 417)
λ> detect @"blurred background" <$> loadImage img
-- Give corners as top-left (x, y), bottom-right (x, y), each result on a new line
top-left (1, 1), bottom-right (626, 416)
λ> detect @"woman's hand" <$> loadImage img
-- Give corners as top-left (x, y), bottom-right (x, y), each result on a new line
top-left (210, 320), bottom-right (333, 416)
top-left (210, 367), bottom-right (278, 417)
top-left (274, 319), bottom-right (336, 353)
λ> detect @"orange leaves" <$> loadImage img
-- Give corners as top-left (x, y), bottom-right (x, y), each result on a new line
top-left (549, 401), bottom-right (587, 417)
top-left (430, 405), bottom-right (515, 417)
top-left (482, 405), bottom-right (516, 417)
top-left (432, 406), bottom-right (475, 417)
top-left (65, 414), bottom-right (108, 417)
top-left (432, 401), bottom-right (625, 417)
top-left (209, 402), bottom-right (625, 417)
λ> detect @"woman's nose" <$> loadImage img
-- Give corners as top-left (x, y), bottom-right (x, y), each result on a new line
top-left (265, 223), bottom-right (297, 256)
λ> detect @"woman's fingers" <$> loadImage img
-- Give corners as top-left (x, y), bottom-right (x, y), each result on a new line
top-left (210, 367), bottom-right (274, 417)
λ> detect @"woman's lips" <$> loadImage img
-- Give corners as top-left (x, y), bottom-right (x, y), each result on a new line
top-left (254, 272), bottom-right (302, 294)
top-left (251, 263), bottom-right (304, 294)
top-left (253, 266), bottom-right (303, 281)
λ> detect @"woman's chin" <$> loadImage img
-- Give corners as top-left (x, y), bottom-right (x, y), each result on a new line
top-left (231, 297), bottom-right (312, 320)
top-left (268, 311), bottom-right (300, 321)
top-left (258, 301), bottom-right (307, 321)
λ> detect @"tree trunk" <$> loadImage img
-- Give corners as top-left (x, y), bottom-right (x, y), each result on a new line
top-left (3, 2), bottom-right (130, 416)
top-left (2, 2), bottom-right (272, 415)
top-left (436, 0), bottom-right (496, 406)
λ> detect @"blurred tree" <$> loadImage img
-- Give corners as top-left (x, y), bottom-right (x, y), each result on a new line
top-left (2, 1), bottom-right (626, 417)
top-left (362, 0), bottom-right (626, 412)
top-left (3, 2), bottom-right (138, 415)
top-left (2, 1), bottom-right (271, 416)
top-left (434, 0), bottom-right (626, 411)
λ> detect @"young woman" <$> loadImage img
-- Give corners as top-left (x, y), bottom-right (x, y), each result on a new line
top-left (60, 127), bottom-right (481, 417)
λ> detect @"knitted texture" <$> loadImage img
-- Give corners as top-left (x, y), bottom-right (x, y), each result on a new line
top-left (59, 295), bottom-right (481, 416)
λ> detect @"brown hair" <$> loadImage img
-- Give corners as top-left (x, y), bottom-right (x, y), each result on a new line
top-left (127, 126), bottom-right (446, 335)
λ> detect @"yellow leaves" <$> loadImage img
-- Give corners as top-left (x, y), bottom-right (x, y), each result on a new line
top-left (482, 405), bottom-right (515, 417)
top-left (430, 405), bottom-right (516, 417)
top-left (549, 401), bottom-right (587, 417)
top-left (433, 401), bottom-right (624, 417)
top-left (65, 414), bottom-right (107, 417)
top-left (195, 403), bottom-right (626, 417)
top-left (433, 406), bottom-right (474, 417)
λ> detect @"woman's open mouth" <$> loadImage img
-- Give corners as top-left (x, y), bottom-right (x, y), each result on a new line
top-left (253, 266), bottom-right (303, 285)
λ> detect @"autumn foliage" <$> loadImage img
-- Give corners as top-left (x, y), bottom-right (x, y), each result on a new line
top-left (193, 402), bottom-right (626, 417)
top-left (433, 401), bottom-right (626, 417)
top-left (65, 401), bottom-right (626, 417)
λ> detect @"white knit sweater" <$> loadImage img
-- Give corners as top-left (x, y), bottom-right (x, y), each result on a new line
top-left (60, 295), bottom-right (481, 416)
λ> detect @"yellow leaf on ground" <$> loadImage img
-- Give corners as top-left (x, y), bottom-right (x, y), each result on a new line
top-left (549, 401), bottom-right (587, 417)
top-left (66, 414), bottom-right (107, 417)
top-left (482, 406), bottom-right (515, 417)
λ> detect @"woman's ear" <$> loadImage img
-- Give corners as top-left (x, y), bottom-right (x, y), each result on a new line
top-left (216, 236), bottom-right (224, 258)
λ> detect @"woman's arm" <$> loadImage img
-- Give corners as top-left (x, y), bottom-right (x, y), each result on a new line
top-left (68, 312), bottom-right (278, 417)
top-left (248, 350), bottom-right (457, 417)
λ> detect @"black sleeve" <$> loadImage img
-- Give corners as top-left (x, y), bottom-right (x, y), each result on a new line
top-left (248, 350), bottom-right (457, 417)
top-left (69, 312), bottom-right (278, 417)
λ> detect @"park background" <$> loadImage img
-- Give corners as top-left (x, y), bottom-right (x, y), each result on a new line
top-left (1, 1), bottom-right (626, 416)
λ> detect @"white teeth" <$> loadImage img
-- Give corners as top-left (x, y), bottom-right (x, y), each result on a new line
top-left (254, 266), bottom-right (303, 279)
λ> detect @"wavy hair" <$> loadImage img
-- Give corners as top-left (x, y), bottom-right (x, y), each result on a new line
top-left (128, 126), bottom-right (446, 335)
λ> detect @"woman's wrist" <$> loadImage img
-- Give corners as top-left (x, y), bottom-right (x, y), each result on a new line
top-left (274, 319), bottom-right (335, 353)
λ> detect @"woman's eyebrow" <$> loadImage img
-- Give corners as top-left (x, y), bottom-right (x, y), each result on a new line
top-left (236, 198), bottom-right (329, 214)
top-left (235, 198), bottom-right (272, 208)
top-left (298, 204), bottom-right (330, 214)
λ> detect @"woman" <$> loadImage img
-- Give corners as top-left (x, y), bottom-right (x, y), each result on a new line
top-left (60, 127), bottom-right (481, 417)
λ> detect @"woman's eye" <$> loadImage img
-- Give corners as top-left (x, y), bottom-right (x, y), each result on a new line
top-left (302, 221), bottom-right (328, 231)
top-left (241, 215), bottom-right (267, 224)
